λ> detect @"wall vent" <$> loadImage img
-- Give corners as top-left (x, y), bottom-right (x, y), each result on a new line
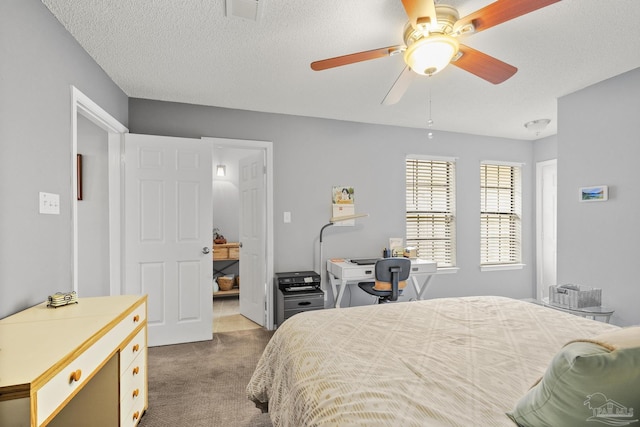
top-left (225, 0), bottom-right (264, 22)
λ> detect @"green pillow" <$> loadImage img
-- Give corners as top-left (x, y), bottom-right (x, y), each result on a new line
top-left (507, 327), bottom-right (640, 427)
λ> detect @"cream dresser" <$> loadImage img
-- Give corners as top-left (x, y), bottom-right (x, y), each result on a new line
top-left (0, 295), bottom-right (148, 427)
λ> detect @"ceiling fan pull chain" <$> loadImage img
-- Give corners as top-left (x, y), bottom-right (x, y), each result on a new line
top-left (427, 84), bottom-right (434, 140)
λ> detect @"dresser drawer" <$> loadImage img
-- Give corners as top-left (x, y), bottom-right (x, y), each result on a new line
top-left (120, 371), bottom-right (146, 419)
top-left (120, 327), bottom-right (146, 376)
top-left (120, 346), bottom-right (146, 415)
top-left (123, 302), bottom-right (147, 340)
top-left (120, 344), bottom-right (146, 394)
top-left (36, 326), bottom-right (119, 425)
top-left (121, 396), bottom-right (146, 427)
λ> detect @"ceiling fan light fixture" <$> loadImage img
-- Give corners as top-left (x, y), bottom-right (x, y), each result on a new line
top-left (404, 34), bottom-right (459, 76)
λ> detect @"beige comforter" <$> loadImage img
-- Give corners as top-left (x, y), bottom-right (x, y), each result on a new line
top-left (247, 296), bottom-right (617, 426)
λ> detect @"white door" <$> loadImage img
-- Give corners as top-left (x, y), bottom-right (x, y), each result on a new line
top-left (536, 159), bottom-right (557, 300)
top-left (239, 152), bottom-right (266, 326)
top-left (124, 134), bottom-right (213, 347)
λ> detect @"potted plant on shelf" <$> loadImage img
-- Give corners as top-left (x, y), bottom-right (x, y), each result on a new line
top-left (213, 228), bottom-right (227, 244)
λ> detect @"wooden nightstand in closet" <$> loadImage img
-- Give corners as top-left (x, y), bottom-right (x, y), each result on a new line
top-left (213, 242), bottom-right (240, 297)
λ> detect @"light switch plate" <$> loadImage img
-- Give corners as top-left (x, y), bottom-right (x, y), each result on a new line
top-left (39, 192), bottom-right (60, 215)
top-left (283, 211), bottom-right (291, 223)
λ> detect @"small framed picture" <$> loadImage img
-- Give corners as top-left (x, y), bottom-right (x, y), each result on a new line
top-left (579, 185), bottom-right (608, 202)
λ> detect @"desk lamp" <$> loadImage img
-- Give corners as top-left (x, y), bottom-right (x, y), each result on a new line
top-left (318, 213), bottom-right (369, 295)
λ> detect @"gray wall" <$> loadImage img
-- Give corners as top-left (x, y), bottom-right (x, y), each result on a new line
top-left (129, 99), bottom-right (536, 306)
top-left (558, 68), bottom-right (640, 326)
top-left (533, 134), bottom-right (558, 163)
top-left (0, 1), bottom-right (128, 318)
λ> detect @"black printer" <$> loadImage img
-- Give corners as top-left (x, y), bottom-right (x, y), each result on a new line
top-left (275, 270), bottom-right (321, 292)
top-left (274, 271), bottom-right (324, 326)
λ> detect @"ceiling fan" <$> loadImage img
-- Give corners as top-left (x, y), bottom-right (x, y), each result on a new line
top-left (310, 0), bottom-right (561, 105)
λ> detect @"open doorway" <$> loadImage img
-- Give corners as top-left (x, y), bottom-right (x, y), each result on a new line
top-left (76, 114), bottom-right (110, 297)
top-left (536, 159), bottom-right (557, 300)
top-left (71, 86), bottom-right (128, 296)
top-left (207, 138), bottom-right (274, 331)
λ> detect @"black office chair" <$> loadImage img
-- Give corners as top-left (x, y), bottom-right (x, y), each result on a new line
top-left (358, 257), bottom-right (411, 303)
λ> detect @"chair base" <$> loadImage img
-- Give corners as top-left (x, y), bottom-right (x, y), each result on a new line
top-left (357, 282), bottom-right (402, 304)
top-left (377, 296), bottom-right (400, 304)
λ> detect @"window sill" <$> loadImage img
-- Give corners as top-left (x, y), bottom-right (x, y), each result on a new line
top-left (480, 263), bottom-right (525, 272)
top-left (434, 267), bottom-right (459, 274)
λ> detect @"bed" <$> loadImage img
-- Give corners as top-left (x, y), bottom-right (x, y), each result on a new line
top-left (247, 296), bottom-right (626, 426)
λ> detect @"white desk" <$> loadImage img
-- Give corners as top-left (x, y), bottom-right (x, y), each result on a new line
top-left (327, 259), bottom-right (437, 308)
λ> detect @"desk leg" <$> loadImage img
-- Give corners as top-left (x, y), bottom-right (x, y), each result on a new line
top-left (327, 274), bottom-right (348, 308)
top-left (596, 314), bottom-right (612, 324)
top-left (410, 276), bottom-right (420, 298)
top-left (335, 279), bottom-right (349, 308)
top-left (411, 274), bottom-right (434, 300)
top-left (327, 273), bottom-right (339, 308)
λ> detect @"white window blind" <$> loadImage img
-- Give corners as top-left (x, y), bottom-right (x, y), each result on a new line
top-left (480, 163), bottom-right (521, 265)
top-left (406, 158), bottom-right (456, 267)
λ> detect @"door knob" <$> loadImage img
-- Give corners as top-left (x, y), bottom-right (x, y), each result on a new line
top-left (202, 247), bottom-right (210, 254)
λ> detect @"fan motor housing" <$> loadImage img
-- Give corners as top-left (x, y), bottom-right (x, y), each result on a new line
top-left (403, 4), bottom-right (459, 46)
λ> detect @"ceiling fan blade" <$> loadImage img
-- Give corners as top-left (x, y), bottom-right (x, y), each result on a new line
top-left (451, 44), bottom-right (517, 84)
top-left (311, 45), bottom-right (405, 71)
top-left (455, 0), bottom-right (561, 34)
top-left (382, 66), bottom-right (415, 105)
top-left (401, 0), bottom-right (438, 29)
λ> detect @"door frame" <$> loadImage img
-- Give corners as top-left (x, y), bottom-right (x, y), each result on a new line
top-left (71, 86), bottom-right (128, 295)
top-left (204, 137), bottom-right (275, 330)
top-left (535, 158), bottom-right (557, 299)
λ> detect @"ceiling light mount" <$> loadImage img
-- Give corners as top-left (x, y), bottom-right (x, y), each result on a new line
top-left (524, 118), bottom-right (551, 136)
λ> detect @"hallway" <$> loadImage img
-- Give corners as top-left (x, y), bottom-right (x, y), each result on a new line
top-left (213, 296), bottom-right (262, 333)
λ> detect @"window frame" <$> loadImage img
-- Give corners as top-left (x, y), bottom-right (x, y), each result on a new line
top-left (479, 161), bottom-right (523, 270)
top-left (405, 155), bottom-right (457, 268)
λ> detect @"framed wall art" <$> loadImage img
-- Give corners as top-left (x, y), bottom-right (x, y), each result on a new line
top-left (579, 185), bottom-right (608, 202)
top-left (77, 154), bottom-right (83, 201)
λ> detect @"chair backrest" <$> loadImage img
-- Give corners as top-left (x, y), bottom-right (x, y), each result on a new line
top-left (372, 258), bottom-right (411, 301)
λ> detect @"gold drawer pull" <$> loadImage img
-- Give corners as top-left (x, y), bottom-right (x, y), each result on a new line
top-left (132, 366), bottom-right (140, 375)
top-left (69, 369), bottom-right (82, 383)
top-left (133, 411), bottom-right (140, 420)
top-left (132, 388), bottom-right (140, 398)
top-left (133, 314), bottom-right (140, 323)
top-left (132, 343), bottom-right (140, 352)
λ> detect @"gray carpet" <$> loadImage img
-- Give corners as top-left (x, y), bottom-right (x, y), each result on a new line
top-left (138, 329), bottom-right (274, 427)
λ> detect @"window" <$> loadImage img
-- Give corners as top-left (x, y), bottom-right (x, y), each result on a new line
top-left (480, 162), bottom-right (522, 266)
top-left (406, 157), bottom-right (456, 267)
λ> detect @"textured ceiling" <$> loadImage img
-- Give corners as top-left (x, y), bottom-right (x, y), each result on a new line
top-left (42, 0), bottom-right (640, 140)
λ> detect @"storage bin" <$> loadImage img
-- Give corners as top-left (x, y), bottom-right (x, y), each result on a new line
top-left (549, 284), bottom-right (601, 308)
top-left (228, 246), bottom-right (240, 259)
top-left (213, 242), bottom-right (239, 260)
top-left (217, 276), bottom-right (235, 291)
top-left (213, 246), bottom-right (229, 260)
